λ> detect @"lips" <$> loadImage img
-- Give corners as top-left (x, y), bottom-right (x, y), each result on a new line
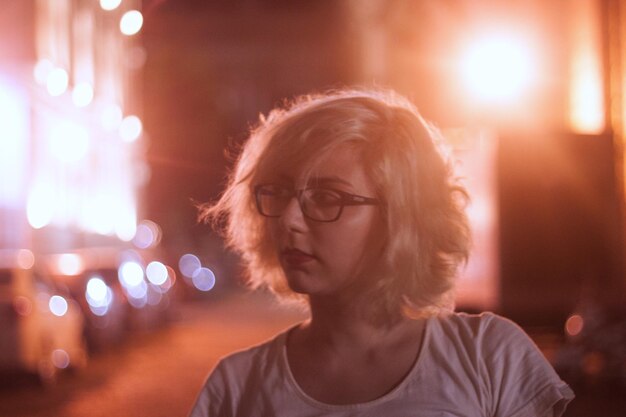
top-left (281, 248), bottom-right (316, 267)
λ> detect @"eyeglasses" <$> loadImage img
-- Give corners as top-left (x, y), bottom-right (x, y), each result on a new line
top-left (254, 184), bottom-right (380, 222)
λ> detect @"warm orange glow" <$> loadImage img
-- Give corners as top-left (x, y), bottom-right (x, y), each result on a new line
top-left (449, 129), bottom-right (499, 310)
top-left (461, 34), bottom-right (535, 105)
top-left (568, 0), bottom-right (605, 134)
top-left (565, 314), bottom-right (584, 337)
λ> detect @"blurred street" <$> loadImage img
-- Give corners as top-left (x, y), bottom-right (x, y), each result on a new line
top-left (0, 289), bottom-right (623, 417)
top-left (0, 290), bottom-right (305, 417)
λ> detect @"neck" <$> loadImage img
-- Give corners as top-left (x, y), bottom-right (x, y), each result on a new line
top-left (303, 293), bottom-right (405, 349)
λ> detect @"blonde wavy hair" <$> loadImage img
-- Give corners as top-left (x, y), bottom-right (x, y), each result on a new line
top-left (200, 88), bottom-right (470, 319)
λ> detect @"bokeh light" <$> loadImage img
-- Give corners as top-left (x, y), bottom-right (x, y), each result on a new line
top-left (118, 261), bottom-right (144, 287)
top-left (565, 314), bottom-right (584, 337)
top-left (49, 295), bottom-right (68, 317)
top-left (192, 267), bottom-right (216, 292)
top-left (57, 253), bottom-right (84, 276)
top-left (100, 103), bottom-right (123, 131)
top-left (132, 220), bottom-right (161, 249)
top-left (146, 261), bottom-right (168, 286)
top-left (72, 82), bottom-right (94, 107)
top-left (179, 254), bottom-right (201, 278)
top-left (46, 68), bottom-right (69, 96)
top-left (13, 296), bottom-right (32, 317)
top-left (119, 115), bottom-right (143, 142)
top-left (125, 279), bottom-right (148, 299)
top-left (86, 276), bottom-right (114, 316)
top-left (100, 0), bottom-right (122, 11)
top-left (26, 184), bottom-right (55, 229)
top-left (51, 349), bottom-right (70, 369)
top-left (33, 59), bottom-right (54, 85)
top-left (120, 10), bottom-right (143, 36)
top-left (16, 249), bottom-right (35, 269)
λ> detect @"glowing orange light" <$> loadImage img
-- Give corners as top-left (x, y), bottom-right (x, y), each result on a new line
top-left (565, 314), bottom-right (584, 336)
top-left (461, 35), bottom-right (535, 104)
top-left (568, 0), bottom-right (604, 134)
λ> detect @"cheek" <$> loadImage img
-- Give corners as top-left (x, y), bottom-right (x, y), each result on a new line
top-left (264, 219), bottom-right (281, 250)
top-left (318, 211), bottom-right (384, 262)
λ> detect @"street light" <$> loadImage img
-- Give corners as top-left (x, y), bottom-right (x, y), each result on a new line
top-left (460, 34), bottom-right (536, 106)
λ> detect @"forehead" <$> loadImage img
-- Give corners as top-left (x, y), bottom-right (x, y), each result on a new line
top-left (281, 145), bottom-right (375, 191)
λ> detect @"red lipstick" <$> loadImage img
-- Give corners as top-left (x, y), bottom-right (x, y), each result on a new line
top-left (282, 248), bottom-right (316, 267)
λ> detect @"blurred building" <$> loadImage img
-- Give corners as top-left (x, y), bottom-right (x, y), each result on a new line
top-left (0, 0), bottom-right (147, 264)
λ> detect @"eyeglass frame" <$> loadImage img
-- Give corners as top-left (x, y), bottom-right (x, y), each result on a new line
top-left (254, 183), bottom-right (381, 222)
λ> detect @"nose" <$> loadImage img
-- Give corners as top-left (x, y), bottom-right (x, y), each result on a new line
top-left (278, 196), bottom-right (308, 232)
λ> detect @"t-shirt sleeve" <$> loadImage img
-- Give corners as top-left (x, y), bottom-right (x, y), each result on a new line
top-left (188, 361), bottom-right (232, 417)
top-left (480, 314), bottom-right (574, 417)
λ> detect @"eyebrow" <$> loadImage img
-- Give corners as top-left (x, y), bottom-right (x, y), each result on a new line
top-left (275, 174), bottom-right (352, 188)
top-left (307, 176), bottom-right (352, 187)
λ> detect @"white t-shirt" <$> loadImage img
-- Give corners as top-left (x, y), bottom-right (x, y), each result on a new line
top-left (189, 312), bottom-right (574, 417)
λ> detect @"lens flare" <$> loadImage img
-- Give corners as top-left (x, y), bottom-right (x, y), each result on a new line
top-left (461, 34), bottom-right (535, 104)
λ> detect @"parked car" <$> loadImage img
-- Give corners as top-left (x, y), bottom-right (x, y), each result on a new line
top-left (0, 264), bottom-right (87, 384)
top-left (48, 248), bottom-right (175, 351)
top-left (74, 267), bottom-right (130, 352)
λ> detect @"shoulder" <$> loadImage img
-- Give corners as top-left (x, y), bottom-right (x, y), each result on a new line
top-left (211, 326), bottom-right (289, 383)
top-left (429, 311), bottom-right (528, 352)
top-left (429, 312), bottom-right (574, 417)
top-left (189, 326), bottom-right (293, 417)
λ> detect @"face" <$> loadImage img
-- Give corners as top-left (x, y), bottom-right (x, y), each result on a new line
top-left (264, 145), bottom-right (386, 300)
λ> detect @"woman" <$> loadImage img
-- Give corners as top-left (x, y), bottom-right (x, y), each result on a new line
top-left (190, 89), bottom-right (574, 416)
